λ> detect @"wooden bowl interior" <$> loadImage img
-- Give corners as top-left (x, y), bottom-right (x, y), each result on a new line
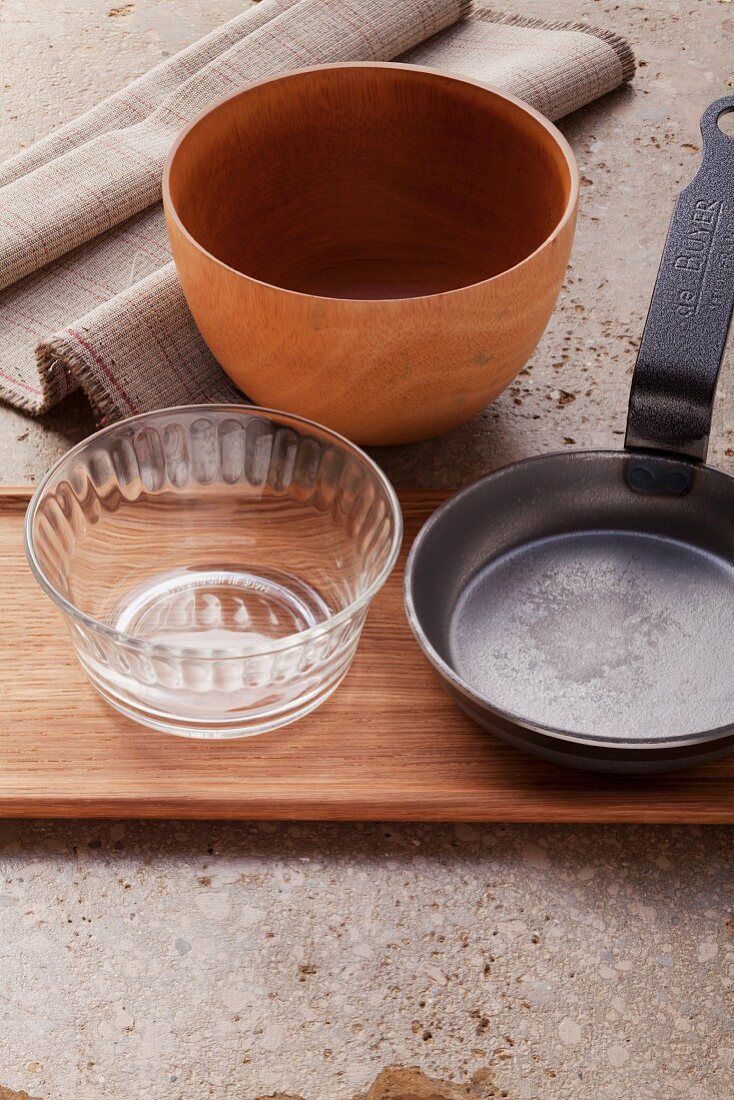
top-left (168, 66), bottom-right (573, 300)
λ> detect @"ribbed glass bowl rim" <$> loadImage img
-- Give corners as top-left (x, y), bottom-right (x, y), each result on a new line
top-left (24, 404), bottom-right (403, 661)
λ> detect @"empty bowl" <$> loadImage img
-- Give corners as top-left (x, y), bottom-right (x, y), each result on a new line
top-left (25, 406), bottom-right (402, 738)
top-left (163, 62), bottom-right (578, 445)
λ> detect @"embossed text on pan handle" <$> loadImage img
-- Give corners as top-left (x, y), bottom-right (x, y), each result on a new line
top-left (625, 96), bottom-right (734, 462)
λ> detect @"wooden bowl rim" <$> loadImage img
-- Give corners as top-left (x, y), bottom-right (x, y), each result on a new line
top-left (162, 60), bottom-right (580, 304)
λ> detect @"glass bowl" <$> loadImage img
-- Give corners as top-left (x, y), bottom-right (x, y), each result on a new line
top-left (25, 406), bottom-right (402, 738)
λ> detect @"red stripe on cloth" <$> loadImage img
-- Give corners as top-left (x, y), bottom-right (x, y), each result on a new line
top-left (64, 328), bottom-right (137, 415)
top-left (0, 368), bottom-right (43, 396)
top-left (0, 304), bottom-right (45, 338)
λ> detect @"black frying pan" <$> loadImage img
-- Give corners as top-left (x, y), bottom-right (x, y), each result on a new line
top-left (405, 96), bottom-right (734, 774)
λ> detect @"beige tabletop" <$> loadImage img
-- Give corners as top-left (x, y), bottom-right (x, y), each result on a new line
top-left (0, 2), bottom-right (732, 1099)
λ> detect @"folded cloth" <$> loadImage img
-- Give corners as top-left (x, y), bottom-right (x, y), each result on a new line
top-left (0, 2), bottom-right (634, 423)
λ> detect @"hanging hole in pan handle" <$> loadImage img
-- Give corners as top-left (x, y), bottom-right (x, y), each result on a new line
top-left (625, 95), bottom-right (734, 464)
top-left (711, 103), bottom-right (734, 139)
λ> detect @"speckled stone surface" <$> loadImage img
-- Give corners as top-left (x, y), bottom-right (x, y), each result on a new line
top-left (1, 822), bottom-right (733, 1098)
top-left (1, 2), bottom-right (734, 1098)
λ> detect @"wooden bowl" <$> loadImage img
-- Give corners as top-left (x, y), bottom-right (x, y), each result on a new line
top-left (163, 63), bottom-right (578, 446)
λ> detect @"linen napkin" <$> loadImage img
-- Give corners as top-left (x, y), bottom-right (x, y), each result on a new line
top-left (0, 2), bottom-right (634, 423)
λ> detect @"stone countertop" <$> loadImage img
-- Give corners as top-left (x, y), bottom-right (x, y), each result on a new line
top-left (1, 2), bottom-right (733, 1098)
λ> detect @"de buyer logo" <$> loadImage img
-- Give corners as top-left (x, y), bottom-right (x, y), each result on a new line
top-left (672, 198), bottom-right (734, 322)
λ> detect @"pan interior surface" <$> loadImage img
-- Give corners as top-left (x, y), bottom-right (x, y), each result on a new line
top-left (408, 452), bottom-right (734, 747)
top-left (449, 528), bottom-right (734, 741)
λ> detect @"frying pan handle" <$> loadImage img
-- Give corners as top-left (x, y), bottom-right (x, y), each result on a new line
top-left (625, 96), bottom-right (734, 462)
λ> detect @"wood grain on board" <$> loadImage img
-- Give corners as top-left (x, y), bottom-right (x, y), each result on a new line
top-left (2, 486), bottom-right (733, 822)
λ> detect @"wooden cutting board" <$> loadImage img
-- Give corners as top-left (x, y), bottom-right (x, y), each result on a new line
top-left (2, 485), bottom-right (733, 822)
